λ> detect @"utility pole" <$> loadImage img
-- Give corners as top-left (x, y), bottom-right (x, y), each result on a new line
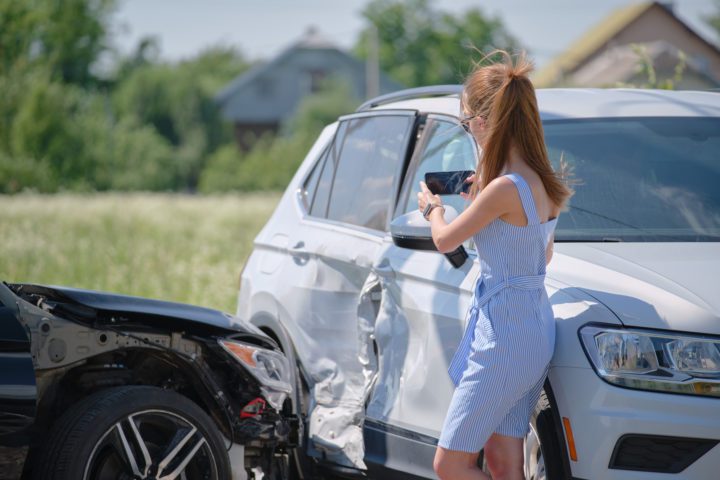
top-left (366, 25), bottom-right (379, 99)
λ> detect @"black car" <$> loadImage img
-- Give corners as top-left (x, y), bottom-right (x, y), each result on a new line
top-left (0, 281), bottom-right (299, 480)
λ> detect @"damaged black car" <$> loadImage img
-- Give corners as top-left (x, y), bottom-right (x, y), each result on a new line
top-left (0, 282), bottom-right (299, 480)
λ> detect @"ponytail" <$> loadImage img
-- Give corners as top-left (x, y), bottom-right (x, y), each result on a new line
top-left (464, 50), bottom-right (573, 209)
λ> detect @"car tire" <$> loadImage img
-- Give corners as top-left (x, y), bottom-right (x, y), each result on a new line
top-left (525, 390), bottom-right (568, 480)
top-left (34, 385), bottom-right (231, 480)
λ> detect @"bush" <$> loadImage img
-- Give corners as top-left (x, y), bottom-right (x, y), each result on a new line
top-left (199, 131), bottom-right (316, 193)
top-left (0, 151), bottom-right (57, 193)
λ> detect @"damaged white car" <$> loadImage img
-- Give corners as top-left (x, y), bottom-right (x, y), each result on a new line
top-left (238, 87), bottom-right (720, 479)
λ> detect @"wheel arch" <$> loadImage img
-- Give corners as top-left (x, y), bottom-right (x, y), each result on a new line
top-left (35, 346), bottom-right (236, 442)
top-left (543, 377), bottom-right (575, 479)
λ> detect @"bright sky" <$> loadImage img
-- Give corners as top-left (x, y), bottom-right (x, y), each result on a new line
top-left (112, 0), bottom-right (719, 68)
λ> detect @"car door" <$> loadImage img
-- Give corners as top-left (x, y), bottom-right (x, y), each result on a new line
top-left (363, 115), bottom-right (481, 476)
top-left (274, 110), bottom-right (417, 468)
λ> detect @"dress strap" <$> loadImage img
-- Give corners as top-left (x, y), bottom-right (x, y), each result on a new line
top-left (504, 173), bottom-right (540, 225)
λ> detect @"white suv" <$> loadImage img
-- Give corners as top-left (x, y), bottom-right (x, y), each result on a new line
top-left (237, 86), bottom-right (720, 479)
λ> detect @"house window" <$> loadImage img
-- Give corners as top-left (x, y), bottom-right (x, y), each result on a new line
top-left (308, 69), bottom-right (326, 93)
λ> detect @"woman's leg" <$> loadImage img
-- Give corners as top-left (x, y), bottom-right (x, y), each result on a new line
top-left (433, 446), bottom-right (490, 480)
top-left (484, 432), bottom-right (525, 480)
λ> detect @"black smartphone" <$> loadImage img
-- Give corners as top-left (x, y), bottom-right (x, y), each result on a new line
top-left (424, 170), bottom-right (475, 195)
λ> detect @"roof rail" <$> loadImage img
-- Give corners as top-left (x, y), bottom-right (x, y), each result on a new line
top-left (357, 85), bottom-right (463, 111)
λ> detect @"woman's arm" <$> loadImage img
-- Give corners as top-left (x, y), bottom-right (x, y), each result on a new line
top-left (418, 177), bottom-right (515, 253)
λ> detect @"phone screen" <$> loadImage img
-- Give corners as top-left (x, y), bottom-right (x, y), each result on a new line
top-left (424, 170), bottom-right (475, 195)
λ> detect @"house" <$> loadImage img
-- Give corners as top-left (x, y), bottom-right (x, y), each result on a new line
top-left (215, 27), bottom-right (403, 150)
top-left (533, 1), bottom-right (720, 89)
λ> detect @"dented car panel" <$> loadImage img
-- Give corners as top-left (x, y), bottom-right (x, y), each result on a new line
top-left (0, 281), bottom-right (298, 479)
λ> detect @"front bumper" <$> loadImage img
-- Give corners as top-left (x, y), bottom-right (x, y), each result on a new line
top-left (550, 366), bottom-right (720, 479)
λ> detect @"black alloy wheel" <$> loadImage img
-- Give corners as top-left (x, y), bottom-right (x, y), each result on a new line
top-left (35, 386), bottom-right (231, 480)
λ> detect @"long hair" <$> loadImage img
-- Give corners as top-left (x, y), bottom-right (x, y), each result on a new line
top-left (463, 50), bottom-right (573, 208)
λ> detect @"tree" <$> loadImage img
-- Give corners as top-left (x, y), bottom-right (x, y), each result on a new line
top-left (0, 0), bottom-right (115, 87)
top-left (354, 0), bottom-right (520, 87)
top-left (111, 46), bottom-right (249, 190)
top-left (199, 79), bottom-right (359, 193)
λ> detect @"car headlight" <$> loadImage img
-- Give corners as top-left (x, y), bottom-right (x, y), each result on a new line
top-left (579, 325), bottom-right (720, 397)
top-left (218, 339), bottom-right (292, 409)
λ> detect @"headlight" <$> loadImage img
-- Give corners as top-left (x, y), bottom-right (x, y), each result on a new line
top-left (218, 339), bottom-right (292, 409)
top-left (579, 325), bottom-right (720, 397)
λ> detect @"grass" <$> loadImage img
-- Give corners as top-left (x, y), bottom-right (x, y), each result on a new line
top-left (1, 192), bottom-right (281, 314)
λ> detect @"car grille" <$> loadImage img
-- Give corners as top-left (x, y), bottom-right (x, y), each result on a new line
top-left (609, 434), bottom-right (718, 473)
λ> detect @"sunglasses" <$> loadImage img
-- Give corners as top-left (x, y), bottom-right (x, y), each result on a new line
top-left (459, 113), bottom-right (481, 133)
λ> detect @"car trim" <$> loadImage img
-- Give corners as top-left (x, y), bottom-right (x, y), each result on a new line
top-left (356, 85), bottom-right (463, 111)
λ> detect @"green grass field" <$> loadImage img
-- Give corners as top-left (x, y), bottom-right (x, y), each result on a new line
top-left (1, 192), bottom-right (281, 313)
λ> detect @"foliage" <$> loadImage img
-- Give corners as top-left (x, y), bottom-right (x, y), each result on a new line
top-left (612, 43), bottom-right (687, 90)
top-left (0, 0), bottom-right (115, 87)
top-left (0, 0), bottom-right (248, 193)
top-left (110, 45), bottom-right (249, 190)
top-left (199, 80), bottom-right (358, 193)
top-left (354, 0), bottom-right (520, 87)
top-left (0, 192), bottom-right (280, 312)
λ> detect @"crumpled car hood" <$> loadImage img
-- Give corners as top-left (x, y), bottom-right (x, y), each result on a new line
top-left (12, 283), bottom-right (265, 337)
top-left (550, 243), bottom-right (720, 335)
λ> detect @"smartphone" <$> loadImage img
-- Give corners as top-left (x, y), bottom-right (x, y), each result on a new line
top-left (424, 170), bottom-right (475, 195)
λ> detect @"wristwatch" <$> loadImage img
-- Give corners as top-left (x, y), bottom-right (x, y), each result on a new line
top-left (423, 202), bottom-right (444, 220)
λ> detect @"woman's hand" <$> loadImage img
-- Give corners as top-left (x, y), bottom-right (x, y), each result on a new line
top-left (459, 173), bottom-right (477, 201)
top-left (417, 181), bottom-right (443, 215)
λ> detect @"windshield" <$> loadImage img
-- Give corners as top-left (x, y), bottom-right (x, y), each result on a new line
top-left (545, 117), bottom-right (720, 242)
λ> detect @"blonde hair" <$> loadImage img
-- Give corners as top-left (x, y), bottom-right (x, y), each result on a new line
top-left (462, 50), bottom-right (573, 208)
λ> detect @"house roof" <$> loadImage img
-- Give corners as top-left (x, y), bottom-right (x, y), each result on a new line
top-left (571, 40), bottom-right (720, 87)
top-left (214, 27), bottom-right (403, 123)
top-left (215, 28), bottom-right (338, 106)
top-left (533, 2), bottom-right (653, 87)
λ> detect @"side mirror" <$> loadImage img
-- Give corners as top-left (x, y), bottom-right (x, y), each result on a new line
top-left (390, 206), bottom-right (468, 268)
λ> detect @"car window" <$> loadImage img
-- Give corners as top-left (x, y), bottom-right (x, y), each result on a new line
top-left (301, 147), bottom-right (326, 211)
top-left (545, 117), bottom-right (720, 241)
top-left (309, 123), bottom-right (347, 218)
top-left (326, 115), bottom-right (414, 231)
top-left (400, 119), bottom-right (477, 216)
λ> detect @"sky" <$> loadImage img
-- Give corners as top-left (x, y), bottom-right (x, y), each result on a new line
top-left (112, 0), bottom-right (719, 68)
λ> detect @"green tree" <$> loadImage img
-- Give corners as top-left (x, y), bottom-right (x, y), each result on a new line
top-left (199, 80), bottom-right (358, 193)
top-left (112, 46), bottom-right (248, 190)
top-left (354, 0), bottom-right (520, 87)
top-left (0, 0), bottom-right (115, 87)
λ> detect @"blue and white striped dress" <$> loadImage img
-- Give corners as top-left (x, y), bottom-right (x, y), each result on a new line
top-left (438, 172), bottom-right (558, 452)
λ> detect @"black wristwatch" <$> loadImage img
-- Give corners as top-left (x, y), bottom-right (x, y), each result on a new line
top-left (423, 202), bottom-right (443, 220)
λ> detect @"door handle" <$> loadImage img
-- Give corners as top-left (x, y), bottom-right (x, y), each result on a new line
top-left (289, 240), bottom-right (310, 265)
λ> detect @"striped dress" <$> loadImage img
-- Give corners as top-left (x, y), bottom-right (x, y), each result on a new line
top-left (438, 172), bottom-right (558, 452)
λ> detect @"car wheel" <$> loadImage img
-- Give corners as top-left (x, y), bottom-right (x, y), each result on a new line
top-left (525, 390), bottom-right (568, 480)
top-left (35, 385), bottom-right (231, 480)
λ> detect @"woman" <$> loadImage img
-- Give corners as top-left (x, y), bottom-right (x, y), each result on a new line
top-left (417, 50), bottom-right (572, 480)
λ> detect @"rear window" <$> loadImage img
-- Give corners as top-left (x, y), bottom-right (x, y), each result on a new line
top-left (546, 117), bottom-right (720, 242)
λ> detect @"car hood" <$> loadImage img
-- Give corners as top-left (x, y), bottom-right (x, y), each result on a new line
top-left (550, 243), bottom-right (720, 335)
top-left (11, 283), bottom-right (266, 337)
